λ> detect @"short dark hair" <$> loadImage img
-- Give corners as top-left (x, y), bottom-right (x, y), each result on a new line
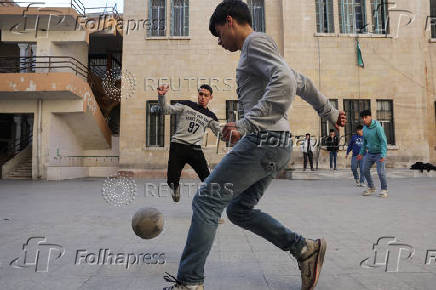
top-left (209, 0), bottom-right (252, 37)
top-left (199, 84), bottom-right (213, 95)
top-left (356, 125), bottom-right (363, 131)
top-left (360, 110), bottom-right (372, 118)
top-left (306, 133), bottom-right (310, 137)
top-left (329, 129), bottom-right (335, 133)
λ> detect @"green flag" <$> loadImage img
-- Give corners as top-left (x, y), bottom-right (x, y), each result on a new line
top-left (356, 39), bottom-right (364, 68)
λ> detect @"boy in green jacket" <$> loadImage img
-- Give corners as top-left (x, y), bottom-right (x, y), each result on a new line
top-left (357, 110), bottom-right (388, 198)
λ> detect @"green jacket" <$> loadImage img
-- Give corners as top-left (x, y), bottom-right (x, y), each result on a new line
top-left (359, 120), bottom-right (388, 158)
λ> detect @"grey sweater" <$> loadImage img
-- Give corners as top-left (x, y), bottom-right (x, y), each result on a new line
top-left (157, 94), bottom-right (221, 146)
top-left (235, 32), bottom-right (339, 135)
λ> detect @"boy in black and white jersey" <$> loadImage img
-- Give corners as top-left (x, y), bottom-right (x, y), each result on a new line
top-left (155, 84), bottom-right (221, 203)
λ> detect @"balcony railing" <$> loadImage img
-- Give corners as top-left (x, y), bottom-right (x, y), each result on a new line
top-left (0, 56), bottom-right (89, 79)
top-left (0, 1), bottom-right (118, 17)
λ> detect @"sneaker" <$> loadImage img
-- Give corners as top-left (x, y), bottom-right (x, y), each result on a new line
top-left (171, 187), bottom-right (180, 203)
top-left (362, 188), bottom-right (376, 196)
top-left (358, 182), bottom-right (365, 187)
top-left (378, 190), bottom-right (388, 198)
top-left (297, 239), bottom-right (327, 290)
top-left (355, 179), bottom-right (360, 186)
top-left (163, 273), bottom-right (204, 290)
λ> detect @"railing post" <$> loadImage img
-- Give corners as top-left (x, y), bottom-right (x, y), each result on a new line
top-left (48, 56), bottom-right (51, 72)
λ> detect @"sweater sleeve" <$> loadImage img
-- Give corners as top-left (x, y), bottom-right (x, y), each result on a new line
top-left (377, 124), bottom-right (388, 158)
top-left (346, 136), bottom-right (355, 155)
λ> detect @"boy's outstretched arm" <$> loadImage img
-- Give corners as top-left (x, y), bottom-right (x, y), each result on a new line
top-left (157, 85), bottom-right (185, 115)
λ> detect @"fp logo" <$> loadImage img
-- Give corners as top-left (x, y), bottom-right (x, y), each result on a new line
top-left (9, 237), bottom-right (65, 272)
top-left (360, 236), bottom-right (415, 272)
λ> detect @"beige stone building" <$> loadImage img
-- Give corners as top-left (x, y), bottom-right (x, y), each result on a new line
top-left (120, 0), bottom-right (436, 173)
top-left (1, 0), bottom-right (436, 180)
top-left (0, 2), bottom-right (122, 180)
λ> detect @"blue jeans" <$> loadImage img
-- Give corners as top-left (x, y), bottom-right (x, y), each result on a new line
top-left (351, 155), bottom-right (365, 184)
top-left (363, 153), bottom-right (387, 190)
top-left (329, 151), bottom-right (337, 169)
top-left (177, 132), bottom-right (306, 285)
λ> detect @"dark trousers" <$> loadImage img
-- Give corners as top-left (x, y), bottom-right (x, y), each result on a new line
top-left (303, 151), bottom-right (314, 169)
top-left (167, 142), bottom-right (210, 190)
top-left (329, 151), bottom-right (337, 169)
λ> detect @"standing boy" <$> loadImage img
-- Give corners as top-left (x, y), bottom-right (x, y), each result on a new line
top-left (346, 125), bottom-right (365, 186)
top-left (326, 129), bottom-right (339, 170)
top-left (301, 133), bottom-right (315, 171)
top-left (357, 110), bottom-right (388, 198)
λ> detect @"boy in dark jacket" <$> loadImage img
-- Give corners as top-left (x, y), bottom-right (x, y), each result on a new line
top-left (326, 129), bottom-right (339, 170)
top-left (346, 125), bottom-right (365, 186)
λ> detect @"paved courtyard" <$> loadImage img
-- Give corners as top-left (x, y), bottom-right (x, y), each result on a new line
top-left (0, 175), bottom-right (435, 290)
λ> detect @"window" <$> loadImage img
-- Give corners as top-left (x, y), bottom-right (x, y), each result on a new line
top-left (431, 0), bottom-right (436, 38)
top-left (377, 100), bottom-right (395, 145)
top-left (316, 0), bottom-right (335, 33)
top-left (171, 0), bottom-right (189, 36)
top-left (146, 101), bottom-right (165, 147)
top-left (339, 0), bottom-right (367, 34)
top-left (226, 100), bottom-right (243, 122)
top-left (248, 0), bottom-right (265, 32)
top-left (343, 99), bottom-right (371, 142)
top-left (371, 0), bottom-right (389, 34)
top-left (170, 100), bottom-right (188, 137)
top-left (148, 0), bottom-right (166, 37)
top-left (321, 99), bottom-right (338, 140)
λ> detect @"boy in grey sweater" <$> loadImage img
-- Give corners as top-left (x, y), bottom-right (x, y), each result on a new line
top-left (163, 1), bottom-right (346, 289)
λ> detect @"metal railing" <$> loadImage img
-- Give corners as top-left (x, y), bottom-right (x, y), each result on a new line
top-left (70, 0), bottom-right (85, 15)
top-left (0, 133), bottom-right (33, 157)
top-left (0, 56), bottom-right (89, 79)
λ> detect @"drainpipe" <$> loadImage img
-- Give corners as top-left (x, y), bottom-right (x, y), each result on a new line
top-left (37, 99), bottom-right (42, 179)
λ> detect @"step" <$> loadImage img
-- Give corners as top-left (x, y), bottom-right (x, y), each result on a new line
top-left (5, 176), bottom-right (31, 179)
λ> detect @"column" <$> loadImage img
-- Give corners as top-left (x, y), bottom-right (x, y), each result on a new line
top-left (13, 116), bottom-right (22, 153)
top-left (18, 43), bottom-right (28, 73)
top-left (31, 44), bottom-right (37, 72)
top-left (365, 0), bottom-right (373, 34)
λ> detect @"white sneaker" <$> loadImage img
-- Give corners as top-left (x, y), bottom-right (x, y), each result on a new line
top-left (378, 190), bottom-right (388, 198)
top-left (362, 188), bottom-right (376, 196)
top-left (355, 179), bottom-right (360, 186)
top-left (358, 182), bottom-right (365, 187)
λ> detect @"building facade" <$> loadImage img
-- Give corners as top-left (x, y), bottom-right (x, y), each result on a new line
top-left (120, 0), bottom-right (436, 173)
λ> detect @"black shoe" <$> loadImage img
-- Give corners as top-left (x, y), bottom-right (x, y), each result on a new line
top-left (171, 187), bottom-right (180, 202)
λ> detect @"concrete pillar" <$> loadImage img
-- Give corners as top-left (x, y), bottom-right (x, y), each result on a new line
top-left (30, 44), bottom-right (37, 72)
top-left (13, 116), bottom-right (22, 153)
top-left (18, 43), bottom-right (28, 73)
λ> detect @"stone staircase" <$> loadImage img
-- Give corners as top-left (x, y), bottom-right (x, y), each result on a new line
top-left (5, 152), bottom-right (32, 179)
